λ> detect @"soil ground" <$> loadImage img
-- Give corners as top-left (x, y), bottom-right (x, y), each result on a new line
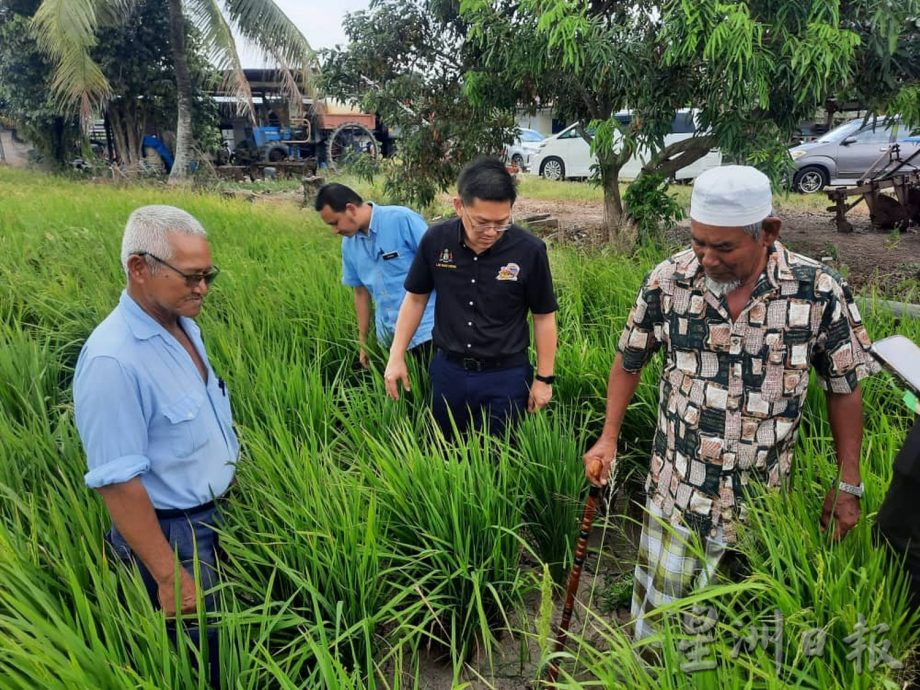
top-left (511, 196), bottom-right (920, 296)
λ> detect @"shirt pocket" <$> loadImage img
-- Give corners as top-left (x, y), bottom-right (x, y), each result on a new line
top-left (762, 337), bottom-right (811, 403)
top-left (161, 391), bottom-right (210, 458)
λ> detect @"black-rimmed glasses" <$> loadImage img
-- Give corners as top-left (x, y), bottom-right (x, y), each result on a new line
top-left (136, 252), bottom-right (220, 287)
top-left (461, 207), bottom-right (513, 234)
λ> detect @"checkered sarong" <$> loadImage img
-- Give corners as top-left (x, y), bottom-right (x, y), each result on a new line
top-left (631, 497), bottom-right (729, 640)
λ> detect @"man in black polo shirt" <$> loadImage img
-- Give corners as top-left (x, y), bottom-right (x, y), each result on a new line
top-left (384, 157), bottom-right (558, 438)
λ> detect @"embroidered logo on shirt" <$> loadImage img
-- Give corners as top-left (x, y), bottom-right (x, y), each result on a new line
top-left (496, 263), bottom-right (520, 281)
top-left (436, 248), bottom-right (456, 269)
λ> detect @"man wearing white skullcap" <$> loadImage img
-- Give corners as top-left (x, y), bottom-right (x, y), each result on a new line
top-left (583, 165), bottom-right (879, 640)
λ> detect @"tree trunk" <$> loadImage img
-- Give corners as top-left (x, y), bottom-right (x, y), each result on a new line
top-left (639, 135), bottom-right (718, 180)
top-left (598, 153), bottom-right (636, 251)
top-left (166, 0), bottom-right (194, 184)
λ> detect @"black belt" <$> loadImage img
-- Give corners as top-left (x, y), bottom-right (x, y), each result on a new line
top-left (439, 349), bottom-right (529, 372)
top-left (154, 499), bottom-right (217, 519)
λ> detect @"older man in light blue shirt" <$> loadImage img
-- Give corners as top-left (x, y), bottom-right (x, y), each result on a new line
top-left (315, 183), bottom-right (435, 368)
top-left (74, 205), bottom-right (236, 686)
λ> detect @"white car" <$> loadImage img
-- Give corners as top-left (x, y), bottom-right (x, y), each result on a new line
top-left (504, 128), bottom-right (546, 170)
top-left (530, 110), bottom-right (722, 181)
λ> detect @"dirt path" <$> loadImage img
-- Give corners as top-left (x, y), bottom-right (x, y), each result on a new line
top-left (510, 197), bottom-right (920, 295)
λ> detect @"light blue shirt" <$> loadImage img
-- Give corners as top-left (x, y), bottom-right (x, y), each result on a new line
top-left (74, 291), bottom-right (239, 510)
top-left (341, 203), bottom-right (436, 349)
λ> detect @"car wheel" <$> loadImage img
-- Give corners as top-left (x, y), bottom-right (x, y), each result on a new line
top-left (793, 166), bottom-right (829, 194)
top-left (512, 153), bottom-right (524, 168)
top-left (541, 157), bottom-right (565, 181)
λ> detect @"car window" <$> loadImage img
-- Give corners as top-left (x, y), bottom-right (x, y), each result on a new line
top-left (671, 111), bottom-right (696, 134)
top-left (558, 127), bottom-right (594, 139)
top-left (520, 131), bottom-right (544, 142)
top-left (853, 125), bottom-right (893, 144)
top-left (614, 114), bottom-right (631, 127)
top-left (817, 119), bottom-right (863, 143)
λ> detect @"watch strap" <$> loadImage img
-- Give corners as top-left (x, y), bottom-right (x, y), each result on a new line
top-left (535, 373), bottom-right (555, 385)
top-left (837, 480), bottom-right (865, 497)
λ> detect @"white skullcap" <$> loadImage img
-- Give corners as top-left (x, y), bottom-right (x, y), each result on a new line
top-left (690, 165), bottom-right (773, 227)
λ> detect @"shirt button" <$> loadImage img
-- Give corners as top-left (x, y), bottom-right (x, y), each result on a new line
top-left (471, 279), bottom-right (476, 283)
top-left (469, 301), bottom-right (474, 306)
top-left (468, 321), bottom-right (472, 326)
top-left (467, 344), bottom-right (472, 348)
top-left (473, 257), bottom-right (478, 261)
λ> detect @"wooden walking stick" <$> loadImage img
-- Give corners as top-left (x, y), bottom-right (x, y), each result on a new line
top-left (545, 482), bottom-right (602, 685)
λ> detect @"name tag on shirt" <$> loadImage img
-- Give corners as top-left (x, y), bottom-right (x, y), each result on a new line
top-left (381, 251), bottom-right (400, 261)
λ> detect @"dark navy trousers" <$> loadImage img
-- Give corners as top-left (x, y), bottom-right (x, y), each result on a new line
top-left (429, 350), bottom-right (533, 439)
top-left (108, 505), bottom-right (221, 687)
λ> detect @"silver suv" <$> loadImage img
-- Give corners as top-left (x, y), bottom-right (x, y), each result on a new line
top-left (788, 117), bottom-right (919, 193)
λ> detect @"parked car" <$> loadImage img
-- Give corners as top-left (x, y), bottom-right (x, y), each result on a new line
top-left (788, 116), bottom-right (920, 193)
top-left (529, 110), bottom-right (722, 182)
top-left (504, 128), bottom-right (546, 170)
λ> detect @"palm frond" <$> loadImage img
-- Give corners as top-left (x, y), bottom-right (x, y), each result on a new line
top-left (184, 0), bottom-right (256, 120)
top-left (32, 0), bottom-right (112, 125)
top-left (222, 0), bottom-right (318, 102)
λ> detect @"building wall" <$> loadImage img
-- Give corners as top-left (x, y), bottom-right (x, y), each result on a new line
top-left (515, 110), bottom-right (554, 136)
top-left (0, 127), bottom-right (32, 167)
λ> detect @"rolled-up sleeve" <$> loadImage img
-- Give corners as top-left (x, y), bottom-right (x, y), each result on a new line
top-left (811, 273), bottom-right (881, 393)
top-left (616, 269), bottom-right (665, 373)
top-left (74, 355), bottom-right (151, 488)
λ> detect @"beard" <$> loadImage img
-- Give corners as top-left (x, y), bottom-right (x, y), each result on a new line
top-left (705, 276), bottom-right (742, 297)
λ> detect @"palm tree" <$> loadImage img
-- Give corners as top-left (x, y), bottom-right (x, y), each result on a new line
top-left (33, 0), bottom-right (315, 183)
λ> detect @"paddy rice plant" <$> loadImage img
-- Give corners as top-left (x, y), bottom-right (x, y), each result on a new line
top-left (2, 166), bottom-right (920, 687)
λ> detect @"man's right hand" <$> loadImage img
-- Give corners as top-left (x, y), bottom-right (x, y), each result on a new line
top-left (157, 566), bottom-right (198, 618)
top-left (358, 347), bottom-right (370, 370)
top-left (583, 436), bottom-right (618, 487)
top-left (384, 357), bottom-right (410, 400)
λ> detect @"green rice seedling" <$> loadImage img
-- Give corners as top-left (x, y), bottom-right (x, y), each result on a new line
top-left (515, 410), bottom-right (591, 583)
top-left (359, 423), bottom-right (532, 665)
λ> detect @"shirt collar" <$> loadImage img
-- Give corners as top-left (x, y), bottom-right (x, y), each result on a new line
top-left (365, 202), bottom-right (378, 237)
top-left (118, 290), bottom-right (189, 342)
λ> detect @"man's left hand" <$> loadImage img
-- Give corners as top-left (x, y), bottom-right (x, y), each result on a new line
top-left (528, 380), bottom-right (552, 412)
top-left (820, 488), bottom-right (861, 541)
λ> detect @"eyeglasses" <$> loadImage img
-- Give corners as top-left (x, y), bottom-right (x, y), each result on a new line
top-left (136, 252), bottom-right (220, 287)
top-left (461, 207), bottom-right (513, 234)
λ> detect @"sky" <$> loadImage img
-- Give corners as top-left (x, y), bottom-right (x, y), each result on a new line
top-left (237, 0), bottom-right (371, 66)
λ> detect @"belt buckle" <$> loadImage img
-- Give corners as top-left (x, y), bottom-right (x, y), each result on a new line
top-left (462, 357), bottom-right (483, 371)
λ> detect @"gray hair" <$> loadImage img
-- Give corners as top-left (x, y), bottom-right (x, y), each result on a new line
top-left (741, 210), bottom-right (775, 239)
top-left (120, 205), bottom-right (207, 275)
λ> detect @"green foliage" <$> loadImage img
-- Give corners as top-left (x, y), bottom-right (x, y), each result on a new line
top-left (321, 0), bottom-right (516, 208)
top-left (0, 8), bottom-right (82, 164)
top-left (623, 173), bottom-right (684, 246)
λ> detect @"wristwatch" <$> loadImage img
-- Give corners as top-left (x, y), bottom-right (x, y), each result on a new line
top-left (535, 373), bottom-right (556, 385)
top-left (837, 480), bottom-right (865, 498)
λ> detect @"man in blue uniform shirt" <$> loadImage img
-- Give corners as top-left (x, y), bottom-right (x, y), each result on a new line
top-left (315, 183), bottom-right (436, 368)
top-left (384, 158), bottom-right (558, 438)
top-left (74, 205), bottom-right (238, 686)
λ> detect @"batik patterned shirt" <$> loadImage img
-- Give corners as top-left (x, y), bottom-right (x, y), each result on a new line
top-left (618, 241), bottom-right (879, 543)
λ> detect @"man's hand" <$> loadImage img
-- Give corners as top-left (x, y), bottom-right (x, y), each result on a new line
top-left (583, 436), bottom-right (617, 487)
top-left (358, 348), bottom-right (370, 370)
top-left (157, 566), bottom-right (198, 618)
top-left (820, 488), bottom-right (861, 541)
top-left (528, 380), bottom-right (552, 412)
top-left (384, 357), bottom-right (410, 400)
